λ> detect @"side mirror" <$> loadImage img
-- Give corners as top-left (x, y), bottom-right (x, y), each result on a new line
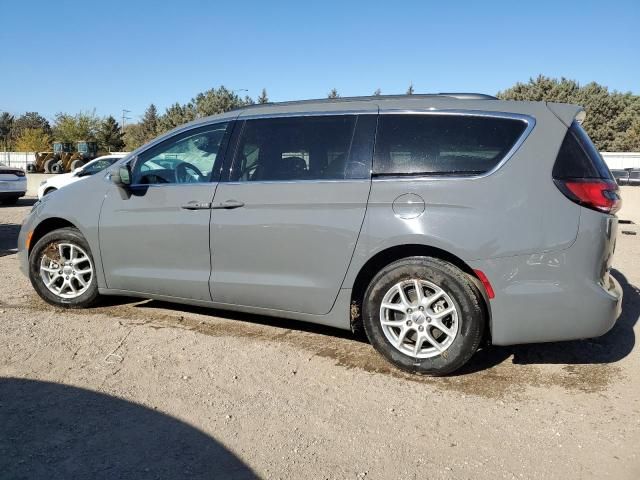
top-left (111, 164), bottom-right (132, 186)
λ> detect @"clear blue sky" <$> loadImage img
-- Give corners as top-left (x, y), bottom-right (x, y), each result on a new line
top-left (2, 0), bottom-right (638, 123)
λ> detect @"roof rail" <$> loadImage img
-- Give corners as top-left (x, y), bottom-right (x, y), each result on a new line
top-left (436, 93), bottom-right (498, 100)
top-left (235, 93), bottom-right (498, 111)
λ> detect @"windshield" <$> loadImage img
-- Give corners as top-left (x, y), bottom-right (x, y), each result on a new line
top-left (81, 158), bottom-right (119, 175)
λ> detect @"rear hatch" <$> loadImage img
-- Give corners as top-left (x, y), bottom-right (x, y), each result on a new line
top-left (552, 121), bottom-right (621, 285)
top-left (0, 167), bottom-right (26, 188)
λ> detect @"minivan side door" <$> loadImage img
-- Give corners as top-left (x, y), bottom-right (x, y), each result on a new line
top-left (209, 113), bottom-right (377, 315)
top-left (99, 122), bottom-right (232, 300)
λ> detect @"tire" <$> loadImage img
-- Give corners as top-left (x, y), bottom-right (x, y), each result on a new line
top-left (51, 162), bottom-right (64, 174)
top-left (43, 187), bottom-right (57, 196)
top-left (362, 257), bottom-right (485, 376)
top-left (26, 164), bottom-right (35, 173)
top-left (43, 158), bottom-right (55, 173)
top-left (29, 227), bottom-right (99, 308)
top-left (69, 159), bottom-right (84, 170)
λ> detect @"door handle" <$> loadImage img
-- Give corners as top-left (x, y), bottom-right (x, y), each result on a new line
top-left (181, 201), bottom-right (212, 210)
top-left (210, 200), bottom-right (245, 210)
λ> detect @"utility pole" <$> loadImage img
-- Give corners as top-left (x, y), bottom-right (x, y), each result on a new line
top-left (121, 109), bottom-right (131, 130)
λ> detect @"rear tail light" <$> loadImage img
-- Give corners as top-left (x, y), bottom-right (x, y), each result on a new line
top-left (554, 178), bottom-right (621, 214)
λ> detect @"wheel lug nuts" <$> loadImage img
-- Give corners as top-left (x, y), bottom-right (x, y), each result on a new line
top-left (418, 326), bottom-right (424, 332)
top-left (418, 306), bottom-right (424, 311)
top-left (406, 320), bottom-right (412, 326)
top-left (407, 308), bottom-right (412, 314)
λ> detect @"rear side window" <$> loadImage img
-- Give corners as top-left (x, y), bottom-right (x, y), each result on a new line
top-left (373, 114), bottom-right (528, 176)
top-left (552, 122), bottom-right (613, 180)
top-left (230, 115), bottom-right (361, 182)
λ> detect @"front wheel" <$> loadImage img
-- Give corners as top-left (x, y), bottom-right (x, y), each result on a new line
top-left (362, 257), bottom-right (485, 376)
top-left (29, 227), bottom-right (99, 308)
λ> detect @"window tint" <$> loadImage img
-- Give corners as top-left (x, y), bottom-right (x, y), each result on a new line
top-left (373, 114), bottom-right (527, 176)
top-left (132, 123), bottom-right (229, 185)
top-left (230, 115), bottom-right (358, 182)
top-left (552, 122), bottom-right (613, 180)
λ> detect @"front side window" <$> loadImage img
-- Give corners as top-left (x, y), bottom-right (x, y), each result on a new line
top-left (132, 123), bottom-right (229, 185)
top-left (373, 114), bottom-right (528, 176)
top-left (229, 115), bottom-right (358, 182)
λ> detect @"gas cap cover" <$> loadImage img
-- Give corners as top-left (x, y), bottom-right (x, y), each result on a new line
top-left (392, 193), bottom-right (425, 219)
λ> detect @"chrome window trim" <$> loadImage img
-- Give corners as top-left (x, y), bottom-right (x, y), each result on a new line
top-left (372, 109), bottom-right (536, 182)
top-left (221, 178), bottom-right (372, 186)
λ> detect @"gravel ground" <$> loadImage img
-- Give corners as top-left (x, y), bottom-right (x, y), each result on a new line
top-left (0, 188), bottom-right (639, 479)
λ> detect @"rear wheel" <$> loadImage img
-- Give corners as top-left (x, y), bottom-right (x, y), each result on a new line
top-left (362, 257), bottom-right (485, 376)
top-left (51, 162), bottom-right (64, 174)
top-left (29, 227), bottom-right (99, 308)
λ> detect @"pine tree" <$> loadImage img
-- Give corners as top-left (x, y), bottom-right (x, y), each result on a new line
top-left (158, 103), bottom-right (194, 134)
top-left (406, 83), bottom-right (415, 95)
top-left (97, 116), bottom-right (125, 152)
top-left (0, 112), bottom-right (14, 151)
top-left (258, 88), bottom-right (269, 104)
top-left (497, 75), bottom-right (640, 151)
top-left (141, 104), bottom-right (159, 142)
top-left (373, 88), bottom-right (382, 96)
top-left (328, 88), bottom-right (340, 99)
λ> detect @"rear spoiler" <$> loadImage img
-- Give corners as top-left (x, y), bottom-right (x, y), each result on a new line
top-left (546, 102), bottom-right (586, 126)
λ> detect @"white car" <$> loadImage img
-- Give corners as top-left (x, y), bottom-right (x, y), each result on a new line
top-left (38, 153), bottom-right (128, 199)
top-left (0, 163), bottom-right (27, 205)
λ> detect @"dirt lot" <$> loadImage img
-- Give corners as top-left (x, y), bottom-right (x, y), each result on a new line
top-left (1, 188), bottom-right (639, 479)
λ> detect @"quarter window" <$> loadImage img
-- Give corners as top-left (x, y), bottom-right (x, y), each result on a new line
top-left (132, 123), bottom-right (229, 185)
top-left (373, 114), bottom-right (528, 176)
top-left (229, 115), bottom-right (359, 181)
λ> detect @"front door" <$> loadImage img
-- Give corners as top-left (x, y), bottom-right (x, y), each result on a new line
top-left (99, 122), bottom-right (232, 300)
top-left (209, 113), bottom-right (377, 315)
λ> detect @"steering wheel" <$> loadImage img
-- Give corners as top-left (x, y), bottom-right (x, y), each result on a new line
top-left (238, 162), bottom-right (259, 181)
top-left (175, 162), bottom-right (204, 183)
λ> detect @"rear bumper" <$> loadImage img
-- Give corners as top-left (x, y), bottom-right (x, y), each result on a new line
top-left (0, 190), bottom-right (26, 199)
top-left (472, 256), bottom-right (622, 346)
top-left (470, 209), bottom-right (623, 346)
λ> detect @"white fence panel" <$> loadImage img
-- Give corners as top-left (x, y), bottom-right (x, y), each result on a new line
top-left (601, 152), bottom-right (640, 170)
top-left (0, 152), bottom-right (36, 170)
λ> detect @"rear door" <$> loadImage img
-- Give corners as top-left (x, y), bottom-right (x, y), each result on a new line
top-left (99, 122), bottom-right (232, 300)
top-left (209, 113), bottom-right (377, 314)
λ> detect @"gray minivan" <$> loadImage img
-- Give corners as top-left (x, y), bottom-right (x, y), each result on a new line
top-left (18, 94), bottom-right (623, 375)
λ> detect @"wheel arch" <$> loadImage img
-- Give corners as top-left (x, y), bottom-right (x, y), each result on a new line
top-left (348, 244), bottom-right (492, 341)
top-left (29, 217), bottom-right (78, 255)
